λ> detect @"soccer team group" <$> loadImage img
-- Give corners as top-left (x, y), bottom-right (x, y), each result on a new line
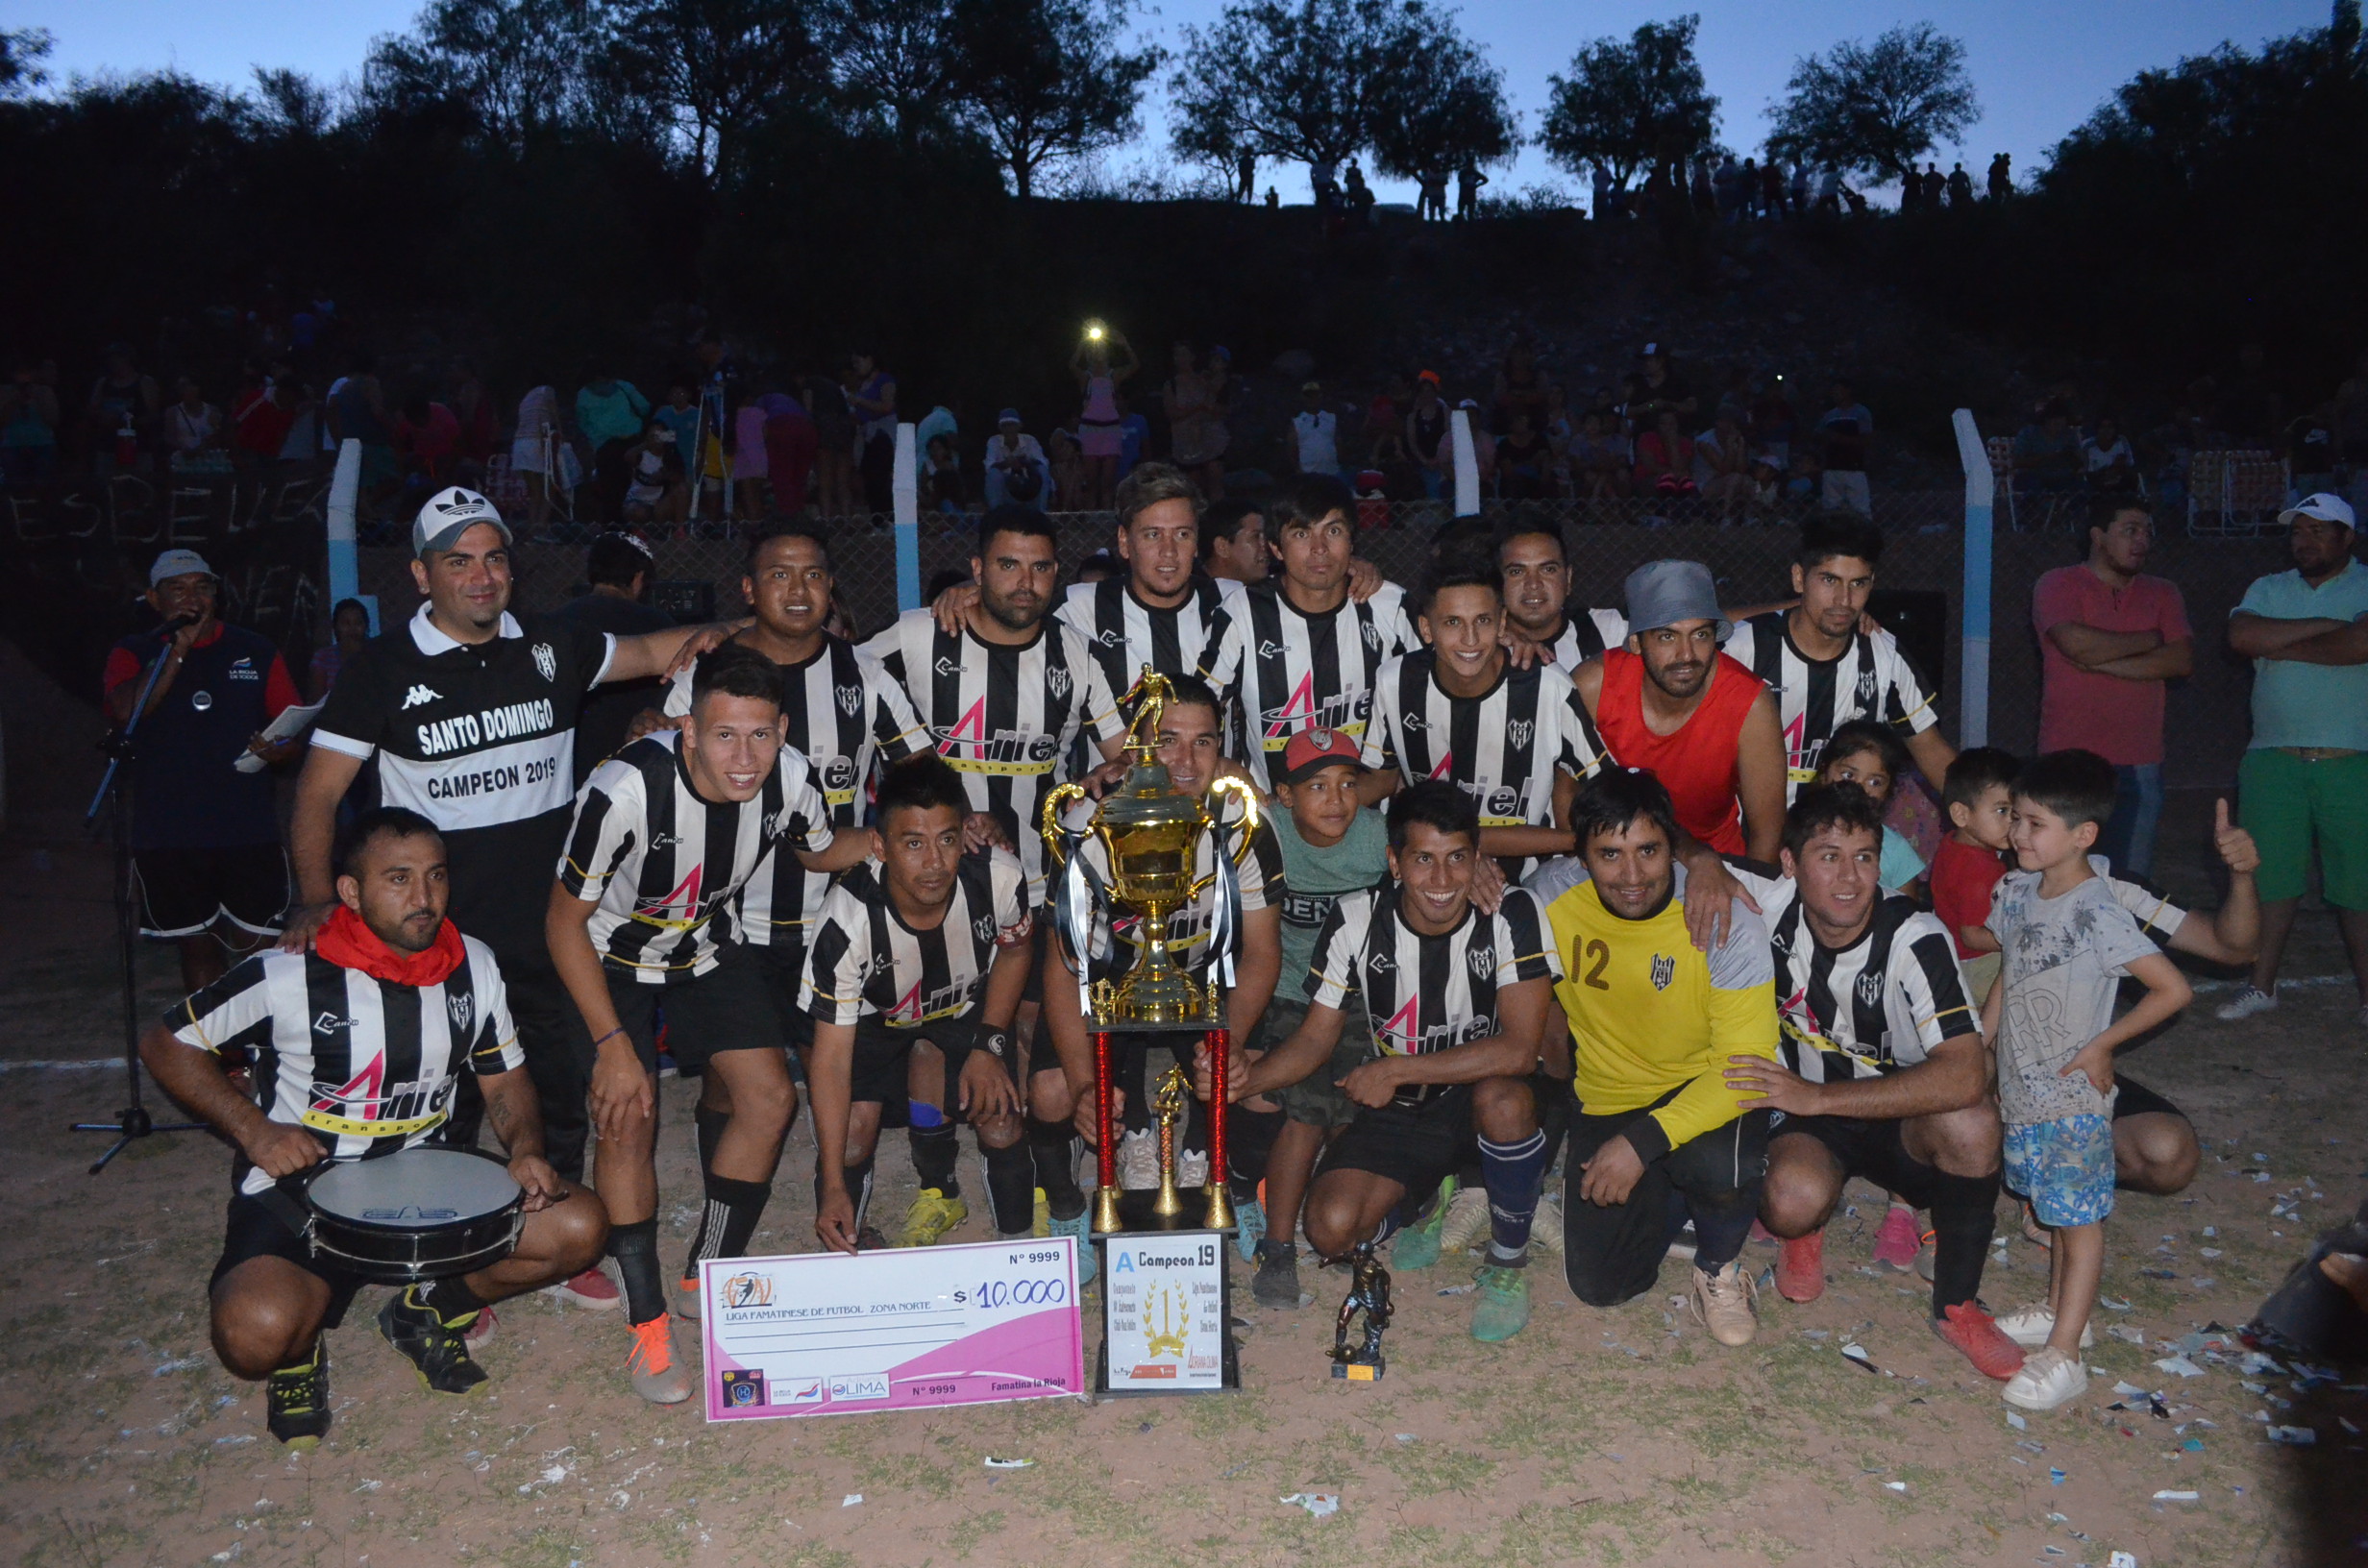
top-left (136, 464), bottom-right (2270, 1450)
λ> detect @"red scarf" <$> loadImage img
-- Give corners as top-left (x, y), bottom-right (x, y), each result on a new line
top-left (316, 904), bottom-right (467, 987)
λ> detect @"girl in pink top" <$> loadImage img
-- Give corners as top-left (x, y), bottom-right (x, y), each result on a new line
top-left (1069, 326), bottom-right (1138, 508)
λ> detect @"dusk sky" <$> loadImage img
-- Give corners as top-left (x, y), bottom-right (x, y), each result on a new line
top-left (5, 0), bottom-right (2333, 203)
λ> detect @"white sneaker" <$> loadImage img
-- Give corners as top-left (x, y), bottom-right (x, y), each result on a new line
top-left (1993, 1304), bottom-right (2094, 1350)
top-left (2002, 1345), bottom-right (2088, 1410)
top-left (1689, 1259), bottom-right (1760, 1346)
top-left (1176, 1148), bottom-right (1210, 1188)
top-left (1436, 1184), bottom-right (1494, 1256)
top-left (2214, 984), bottom-right (2278, 1021)
top-left (1529, 1194), bottom-right (1565, 1260)
top-left (1118, 1128), bottom-right (1159, 1189)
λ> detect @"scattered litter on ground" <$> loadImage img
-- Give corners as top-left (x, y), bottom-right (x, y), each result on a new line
top-left (1840, 1342), bottom-right (1881, 1374)
top-left (1279, 1491), bottom-right (1340, 1518)
top-left (841, 1493), bottom-right (864, 1507)
top-left (2007, 1412), bottom-right (2027, 1431)
top-left (2050, 1468), bottom-right (2067, 1485)
top-left (984, 1457), bottom-right (1033, 1469)
top-left (2154, 1356), bottom-right (2207, 1379)
top-left (2266, 1427), bottom-right (2317, 1447)
top-left (2153, 1490), bottom-right (2200, 1502)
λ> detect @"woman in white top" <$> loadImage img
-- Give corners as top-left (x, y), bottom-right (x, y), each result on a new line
top-left (510, 384), bottom-right (568, 529)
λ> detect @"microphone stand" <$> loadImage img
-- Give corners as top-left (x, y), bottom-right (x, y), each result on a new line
top-left (72, 626), bottom-right (207, 1174)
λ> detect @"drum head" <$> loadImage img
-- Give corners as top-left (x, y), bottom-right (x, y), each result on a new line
top-left (308, 1147), bottom-right (521, 1228)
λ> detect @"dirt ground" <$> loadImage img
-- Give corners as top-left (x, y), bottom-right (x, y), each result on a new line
top-left (4, 789), bottom-right (2365, 1568)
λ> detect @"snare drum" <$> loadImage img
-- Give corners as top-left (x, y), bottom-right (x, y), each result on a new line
top-left (302, 1147), bottom-right (525, 1284)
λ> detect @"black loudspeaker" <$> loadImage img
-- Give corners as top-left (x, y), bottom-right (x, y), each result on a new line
top-left (1867, 588), bottom-right (1948, 702)
top-left (654, 578), bottom-right (716, 625)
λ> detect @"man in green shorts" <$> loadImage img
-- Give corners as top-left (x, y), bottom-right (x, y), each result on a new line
top-left (1250, 727), bottom-right (1389, 1308)
top-left (2217, 493), bottom-right (2368, 1027)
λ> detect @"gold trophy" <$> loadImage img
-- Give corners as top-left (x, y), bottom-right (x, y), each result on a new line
top-left (1151, 1064), bottom-right (1190, 1219)
top-left (1042, 668), bottom-right (1260, 1234)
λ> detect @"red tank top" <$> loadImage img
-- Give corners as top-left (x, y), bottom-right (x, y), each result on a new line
top-left (1594, 649), bottom-right (1764, 854)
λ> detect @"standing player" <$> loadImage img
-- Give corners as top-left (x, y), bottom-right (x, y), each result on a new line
top-left (546, 644), bottom-right (866, 1402)
top-left (1573, 559), bottom-right (1788, 862)
top-left (1197, 474), bottom-right (1419, 790)
top-left (1059, 462), bottom-right (1238, 704)
top-left (1530, 770), bottom-right (1779, 1345)
top-left (1215, 783), bottom-right (1562, 1342)
top-left (1495, 514), bottom-right (1629, 669)
top-left (1713, 783), bottom-right (2025, 1379)
top-left (140, 809), bottom-right (608, 1450)
top-left (866, 504), bottom-right (1127, 1239)
top-left (802, 757), bottom-right (1036, 1252)
top-left (1721, 512), bottom-right (1954, 796)
top-left (1359, 559), bottom-right (1609, 871)
top-left (287, 487), bottom-right (737, 1313)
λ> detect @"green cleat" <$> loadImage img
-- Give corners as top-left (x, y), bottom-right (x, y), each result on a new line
top-left (1047, 1209), bottom-right (1098, 1286)
top-left (1390, 1178), bottom-right (1455, 1271)
top-left (1468, 1262), bottom-right (1533, 1342)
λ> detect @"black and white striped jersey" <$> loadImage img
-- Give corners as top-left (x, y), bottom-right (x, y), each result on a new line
top-left (1057, 575), bottom-right (1241, 718)
top-left (1361, 651), bottom-right (1610, 827)
top-left (1305, 884), bottom-right (1559, 1104)
top-left (1052, 797), bottom-right (1285, 975)
top-left (1721, 612), bottom-right (1938, 795)
top-left (662, 636), bottom-right (926, 952)
top-left (165, 939), bottom-right (521, 1196)
top-left (1196, 579), bottom-right (1420, 789)
top-left (800, 849), bottom-right (1032, 1028)
top-left (1545, 606), bottom-right (1631, 668)
top-left (311, 604), bottom-right (614, 950)
top-left (863, 609), bottom-right (1125, 903)
top-left (1736, 870), bottom-right (1976, 1083)
top-left (556, 732), bottom-right (834, 981)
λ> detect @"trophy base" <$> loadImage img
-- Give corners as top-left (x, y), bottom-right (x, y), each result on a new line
top-left (1091, 1194), bottom-right (1241, 1400)
top-left (1330, 1359), bottom-right (1386, 1382)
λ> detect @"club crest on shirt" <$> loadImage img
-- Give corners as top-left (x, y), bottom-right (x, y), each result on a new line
top-left (1650, 953), bottom-right (1676, 992)
top-left (1466, 943), bottom-right (1495, 978)
top-left (1855, 969), bottom-right (1884, 1009)
top-left (532, 642), bottom-right (557, 682)
top-left (973, 914), bottom-right (999, 943)
top-left (836, 683), bottom-right (863, 716)
top-left (1856, 665), bottom-right (1879, 704)
top-left (1507, 719), bottom-right (1533, 750)
top-left (1360, 618), bottom-right (1380, 649)
top-left (447, 992), bottom-right (474, 1032)
top-left (1047, 663), bottom-right (1073, 701)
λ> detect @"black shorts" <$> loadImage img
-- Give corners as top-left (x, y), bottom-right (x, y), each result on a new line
top-left (847, 1015), bottom-right (981, 1109)
top-left (136, 845), bottom-right (288, 939)
top-left (1316, 1086), bottom-right (1469, 1206)
top-left (210, 1187), bottom-right (366, 1330)
top-left (1770, 1113), bottom-right (1951, 1212)
top-left (739, 941), bottom-right (815, 1055)
top-left (1020, 912), bottom-right (1050, 1006)
top-left (2113, 1075), bottom-right (2184, 1123)
top-left (1561, 1090), bottom-right (1769, 1308)
top-left (596, 949), bottom-right (787, 1075)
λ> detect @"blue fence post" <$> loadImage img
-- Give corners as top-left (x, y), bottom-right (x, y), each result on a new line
top-left (1952, 408), bottom-right (1993, 748)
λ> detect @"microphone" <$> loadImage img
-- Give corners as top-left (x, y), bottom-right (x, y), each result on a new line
top-left (156, 613), bottom-right (200, 636)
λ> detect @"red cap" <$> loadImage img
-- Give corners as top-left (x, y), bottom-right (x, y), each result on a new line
top-left (1280, 727), bottom-right (1366, 784)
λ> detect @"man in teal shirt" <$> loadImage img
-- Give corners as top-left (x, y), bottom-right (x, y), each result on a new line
top-left (577, 375), bottom-right (653, 523)
top-left (2218, 493), bottom-right (2368, 1026)
top-left (1250, 727), bottom-right (1389, 1308)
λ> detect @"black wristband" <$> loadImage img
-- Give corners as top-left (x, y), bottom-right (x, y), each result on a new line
top-left (979, 1028), bottom-right (1010, 1062)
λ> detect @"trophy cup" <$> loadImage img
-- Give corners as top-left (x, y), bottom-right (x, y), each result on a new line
top-left (1041, 668), bottom-right (1260, 1237)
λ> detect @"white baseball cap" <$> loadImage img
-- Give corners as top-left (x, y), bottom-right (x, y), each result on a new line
top-left (412, 486), bottom-right (512, 556)
top-left (2279, 492), bottom-right (2356, 529)
top-left (149, 548), bottom-right (214, 586)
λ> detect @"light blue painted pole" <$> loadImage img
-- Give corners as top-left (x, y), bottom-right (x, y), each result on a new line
top-left (1450, 408), bottom-right (1479, 516)
top-left (324, 436), bottom-right (362, 614)
top-left (1952, 408), bottom-right (1993, 747)
top-left (893, 422), bottom-right (921, 611)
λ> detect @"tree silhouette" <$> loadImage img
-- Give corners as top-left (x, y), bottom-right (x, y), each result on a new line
top-left (1766, 22), bottom-right (1979, 188)
top-left (949, 0), bottom-right (1162, 198)
top-left (1537, 14), bottom-right (1718, 196)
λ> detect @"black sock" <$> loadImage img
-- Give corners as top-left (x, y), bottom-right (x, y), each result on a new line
top-left (1689, 1188), bottom-right (1760, 1273)
top-left (1225, 1103), bottom-right (1284, 1200)
top-left (981, 1139), bottom-right (1037, 1236)
top-left (606, 1218), bottom-right (667, 1326)
top-left (685, 1170), bottom-right (773, 1278)
top-left (1927, 1169), bottom-right (2002, 1315)
top-left (416, 1275), bottom-right (485, 1325)
top-left (818, 1154), bottom-right (877, 1233)
top-left (1028, 1116), bottom-right (1085, 1220)
top-left (693, 1103), bottom-right (728, 1173)
top-left (909, 1120), bottom-right (960, 1198)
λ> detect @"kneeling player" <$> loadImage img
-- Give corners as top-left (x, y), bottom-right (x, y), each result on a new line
top-left (141, 809), bottom-right (608, 1449)
top-left (1716, 783), bottom-right (2025, 1378)
top-left (804, 755), bottom-right (1037, 1252)
top-left (548, 643), bottom-right (865, 1402)
top-left (1218, 782), bottom-right (1562, 1342)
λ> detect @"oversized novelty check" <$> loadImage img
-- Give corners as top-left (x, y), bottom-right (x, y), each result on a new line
top-left (698, 1237), bottom-right (1083, 1421)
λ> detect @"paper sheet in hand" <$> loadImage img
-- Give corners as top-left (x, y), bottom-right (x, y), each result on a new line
top-left (700, 1238), bottom-right (1082, 1420)
top-left (234, 700), bottom-right (323, 772)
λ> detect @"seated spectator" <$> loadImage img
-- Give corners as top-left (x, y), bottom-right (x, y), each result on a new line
top-left (1634, 409), bottom-right (1698, 498)
top-left (1570, 410), bottom-right (1631, 500)
top-left (1542, 384), bottom-right (1576, 496)
top-left (88, 342), bottom-right (161, 461)
top-left (1292, 381), bottom-right (1341, 478)
top-left (2013, 406), bottom-right (2084, 493)
top-left (576, 372), bottom-right (652, 522)
top-left (163, 377), bottom-right (221, 457)
top-left (2286, 404), bottom-right (2338, 498)
top-left (1698, 413), bottom-right (1755, 522)
top-left (1047, 427), bottom-right (1086, 508)
top-left (229, 360), bottom-right (299, 474)
top-left (1786, 447), bottom-right (1824, 504)
top-left (621, 426), bottom-right (688, 532)
top-left (1816, 381), bottom-right (1874, 515)
top-left (0, 357), bottom-right (61, 484)
top-left (983, 410), bottom-right (1049, 508)
top-left (924, 432), bottom-right (966, 515)
top-left (1496, 409), bottom-right (1552, 499)
top-left (2081, 415), bottom-right (2138, 494)
top-left (1752, 375), bottom-right (1800, 465)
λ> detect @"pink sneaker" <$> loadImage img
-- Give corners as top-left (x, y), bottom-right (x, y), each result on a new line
top-left (463, 1306), bottom-right (498, 1347)
top-left (1872, 1204), bottom-right (1919, 1271)
top-left (556, 1266), bottom-right (622, 1311)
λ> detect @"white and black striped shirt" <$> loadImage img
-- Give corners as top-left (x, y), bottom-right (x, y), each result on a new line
top-left (557, 732), bottom-right (834, 980)
top-left (800, 849), bottom-right (1032, 1028)
top-left (662, 637), bottom-right (926, 952)
top-left (1058, 575), bottom-right (1240, 719)
top-left (1306, 885), bottom-right (1560, 1104)
top-left (1196, 579), bottom-right (1420, 789)
top-left (1362, 651), bottom-right (1610, 828)
top-left (863, 609), bottom-right (1124, 903)
top-left (1722, 612), bottom-right (1938, 794)
top-left (166, 940), bottom-right (521, 1196)
top-left (1737, 870), bottom-right (1976, 1084)
top-left (1545, 606), bottom-right (1630, 669)
top-left (1055, 798), bottom-right (1285, 975)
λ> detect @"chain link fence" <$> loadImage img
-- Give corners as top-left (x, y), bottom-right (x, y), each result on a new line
top-left (350, 494), bottom-right (2292, 791)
